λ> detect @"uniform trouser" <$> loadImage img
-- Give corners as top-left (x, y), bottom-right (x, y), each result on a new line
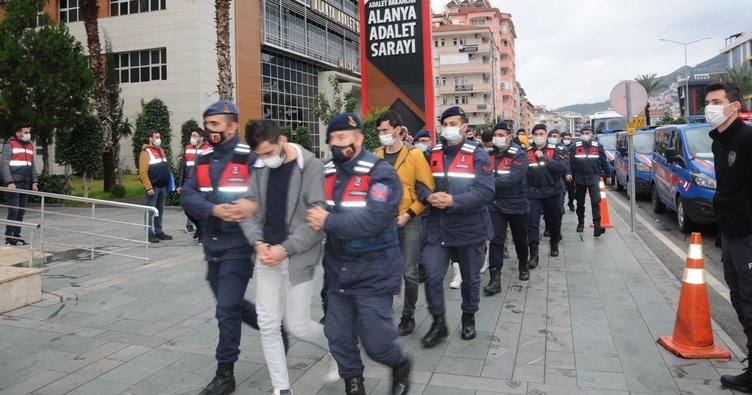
top-left (575, 183), bottom-right (601, 224)
top-left (256, 258), bottom-right (328, 390)
top-left (145, 186), bottom-right (166, 234)
top-left (423, 241), bottom-right (485, 315)
top-left (324, 291), bottom-right (405, 380)
top-left (528, 195), bottom-right (562, 245)
top-left (489, 211), bottom-right (528, 270)
top-left (721, 234), bottom-right (752, 355)
top-left (565, 180), bottom-right (576, 205)
top-left (4, 184), bottom-right (29, 237)
top-left (207, 259), bottom-right (257, 363)
top-left (399, 216), bottom-right (421, 318)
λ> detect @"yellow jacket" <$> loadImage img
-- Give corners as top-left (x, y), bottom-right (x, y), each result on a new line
top-left (374, 144), bottom-right (435, 216)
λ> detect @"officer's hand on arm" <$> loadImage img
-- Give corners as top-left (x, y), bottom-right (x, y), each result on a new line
top-left (566, 175), bottom-right (572, 182)
top-left (146, 188), bottom-right (154, 196)
top-left (7, 182), bottom-right (16, 189)
top-left (428, 192), bottom-right (453, 209)
top-left (396, 212), bottom-right (410, 228)
top-left (306, 206), bottom-right (329, 231)
top-left (231, 198), bottom-right (258, 220)
top-left (212, 203), bottom-right (236, 221)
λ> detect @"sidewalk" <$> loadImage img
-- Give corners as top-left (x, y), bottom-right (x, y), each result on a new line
top-left (0, 201), bottom-right (745, 394)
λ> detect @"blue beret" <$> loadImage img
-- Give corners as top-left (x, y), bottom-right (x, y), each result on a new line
top-left (532, 123), bottom-right (547, 133)
top-left (561, 130), bottom-right (572, 137)
top-left (548, 129), bottom-right (561, 136)
top-left (493, 122), bottom-right (511, 132)
top-left (440, 106), bottom-right (466, 122)
top-left (327, 112), bottom-right (362, 134)
top-left (580, 124), bottom-right (594, 132)
top-left (414, 130), bottom-right (431, 140)
top-left (203, 100), bottom-right (238, 118)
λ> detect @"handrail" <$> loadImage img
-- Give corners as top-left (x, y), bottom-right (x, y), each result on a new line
top-left (0, 187), bottom-right (159, 216)
top-left (0, 219), bottom-right (40, 267)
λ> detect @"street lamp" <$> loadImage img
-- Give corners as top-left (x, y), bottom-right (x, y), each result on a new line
top-left (659, 37), bottom-right (712, 118)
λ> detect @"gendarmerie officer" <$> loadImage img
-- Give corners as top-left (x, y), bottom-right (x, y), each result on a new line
top-left (567, 125), bottom-right (611, 237)
top-left (306, 113), bottom-right (411, 395)
top-left (421, 106), bottom-right (494, 347)
top-left (485, 122), bottom-right (530, 296)
top-left (526, 124), bottom-right (568, 267)
top-left (560, 131), bottom-right (576, 211)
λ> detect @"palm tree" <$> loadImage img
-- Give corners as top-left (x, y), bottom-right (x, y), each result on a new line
top-left (215, 0), bottom-right (234, 101)
top-left (80, 0), bottom-right (115, 192)
top-left (726, 64), bottom-right (752, 109)
top-left (635, 73), bottom-right (666, 126)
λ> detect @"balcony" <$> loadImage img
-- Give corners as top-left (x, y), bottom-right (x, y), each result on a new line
top-left (455, 84), bottom-right (473, 92)
top-left (477, 103), bottom-right (487, 109)
top-left (439, 63), bottom-right (493, 75)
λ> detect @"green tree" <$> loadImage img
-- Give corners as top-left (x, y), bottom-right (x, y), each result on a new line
top-left (361, 107), bottom-right (390, 152)
top-left (55, 114), bottom-right (103, 197)
top-left (656, 111), bottom-right (686, 126)
top-left (104, 33), bottom-right (131, 180)
top-left (310, 75), bottom-right (358, 125)
top-left (635, 73), bottom-right (666, 126)
top-left (179, 119), bottom-right (200, 148)
top-left (0, 0), bottom-right (93, 174)
top-left (726, 64), bottom-right (752, 109)
top-left (132, 99), bottom-right (173, 169)
top-left (294, 125), bottom-right (313, 152)
top-left (215, 0), bottom-right (234, 101)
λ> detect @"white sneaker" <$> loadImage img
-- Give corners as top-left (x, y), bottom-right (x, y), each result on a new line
top-left (449, 262), bottom-right (462, 289)
top-left (324, 353), bottom-right (340, 383)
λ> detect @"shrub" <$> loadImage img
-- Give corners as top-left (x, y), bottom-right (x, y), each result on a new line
top-left (110, 184), bottom-right (126, 198)
top-left (31, 174), bottom-right (72, 203)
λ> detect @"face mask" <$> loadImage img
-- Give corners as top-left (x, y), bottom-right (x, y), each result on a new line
top-left (705, 104), bottom-right (731, 128)
top-left (190, 137), bottom-right (198, 146)
top-left (533, 136), bottom-right (546, 146)
top-left (262, 148), bottom-right (285, 169)
top-left (152, 138), bottom-right (161, 147)
top-left (442, 126), bottom-right (462, 142)
top-left (563, 138), bottom-right (572, 146)
top-left (20, 134), bottom-right (31, 142)
top-left (331, 144), bottom-right (357, 163)
top-left (415, 143), bottom-right (428, 152)
top-left (205, 128), bottom-right (226, 146)
top-left (580, 134), bottom-right (592, 143)
top-left (548, 137), bottom-right (559, 145)
top-left (379, 132), bottom-right (396, 147)
top-left (492, 137), bottom-right (507, 148)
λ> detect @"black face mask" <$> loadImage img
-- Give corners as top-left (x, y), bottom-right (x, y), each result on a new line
top-left (331, 144), bottom-right (357, 163)
top-left (205, 128), bottom-right (226, 146)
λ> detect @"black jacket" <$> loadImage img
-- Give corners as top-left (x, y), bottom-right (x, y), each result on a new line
top-left (710, 118), bottom-right (752, 235)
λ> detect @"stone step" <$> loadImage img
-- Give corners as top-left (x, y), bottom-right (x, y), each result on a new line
top-left (0, 246), bottom-right (51, 266)
top-left (0, 266), bottom-right (42, 314)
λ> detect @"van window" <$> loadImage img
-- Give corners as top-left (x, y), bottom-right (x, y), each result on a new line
top-left (683, 126), bottom-right (713, 159)
top-left (633, 134), bottom-right (655, 154)
top-left (654, 130), bottom-right (669, 156)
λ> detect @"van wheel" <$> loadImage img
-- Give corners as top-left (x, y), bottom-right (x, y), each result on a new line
top-left (615, 177), bottom-right (624, 192)
top-left (676, 196), bottom-right (694, 233)
top-left (652, 184), bottom-right (666, 213)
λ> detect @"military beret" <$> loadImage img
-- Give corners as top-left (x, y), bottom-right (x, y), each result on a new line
top-left (532, 123), bottom-right (547, 133)
top-left (548, 128), bottom-right (561, 136)
top-left (580, 124), bottom-right (594, 132)
top-left (492, 122), bottom-right (511, 133)
top-left (203, 100), bottom-right (238, 118)
top-left (516, 128), bottom-right (526, 135)
top-left (414, 130), bottom-right (431, 140)
top-left (327, 112), bottom-right (362, 134)
top-left (440, 106), bottom-right (466, 122)
top-left (561, 130), bottom-right (572, 137)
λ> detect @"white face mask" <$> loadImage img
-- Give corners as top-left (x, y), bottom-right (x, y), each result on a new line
top-left (548, 137), bottom-right (559, 145)
top-left (492, 136), bottom-right (507, 148)
top-left (705, 104), bottom-right (731, 128)
top-left (190, 137), bottom-right (198, 146)
top-left (563, 138), bottom-right (572, 146)
top-left (21, 134), bottom-right (31, 142)
top-left (379, 132), bottom-right (396, 147)
top-left (533, 136), bottom-right (546, 146)
top-left (441, 126), bottom-right (462, 142)
top-left (580, 134), bottom-right (592, 142)
top-left (262, 147), bottom-right (285, 169)
top-left (415, 143), bottom-right (428, 152)
top-left (152, 138), bottom-right (161, 147)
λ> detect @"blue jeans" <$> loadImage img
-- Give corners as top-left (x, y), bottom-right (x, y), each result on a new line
top-left (145, 186), bottom-right (166, 234)
top-left (5, 185), bottom-right (29, 237)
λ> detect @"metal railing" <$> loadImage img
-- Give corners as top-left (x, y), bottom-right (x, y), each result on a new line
top-left (0, 187), bottom-right (159, 264)
top-left (0, 219), bottom-right (39, 267)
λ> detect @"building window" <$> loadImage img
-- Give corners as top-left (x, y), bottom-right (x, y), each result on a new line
top-left (113, 48), bottom-right (167, 83)
top-left (59, 0), bottom-right (80, 23)
top-left (500, 25), bottom-right (508, 34)
top-left (110, 0), bottom-right (166, 17)
top-left (461, 95), bottom-right (469, 104)
top-left (440, 39), bottom-right (445, 47)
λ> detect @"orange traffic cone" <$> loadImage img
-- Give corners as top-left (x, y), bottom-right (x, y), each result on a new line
top-left (657, 232), bottom-right (731, 359)
top-left (591, 177), bottom-right (614, 228)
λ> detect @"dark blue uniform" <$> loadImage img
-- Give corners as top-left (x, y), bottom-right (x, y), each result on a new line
top-left (180, 135), bottom-right (258, 364)
top-left (527, 143), bottom-right (568, 247)
top-left (321, 149), bottom-right (407, 380)
top-left (569, 140), bottom-right (611, 226)
top-left (423, 139), bottom-right (494, 317)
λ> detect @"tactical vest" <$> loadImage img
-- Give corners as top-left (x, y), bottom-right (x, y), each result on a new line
top-left (574, 141), bottom-right (600, 159)
top-left (184, 143), bottom-right (211, 167)
top-left (492, 146), bottom-right (527, 198)
top-left (7, 139), bottom-right (34, 182)
top-left (572, 141), bottom-right (602, 175)
top-left (429, 140), bottom-right (479, 195)
top-left (324, 152), bottom-right (399, 255)
top-left (195, 143), bottom-right (252, 234)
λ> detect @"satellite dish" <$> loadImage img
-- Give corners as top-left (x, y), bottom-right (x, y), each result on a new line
top-left (610, 81), bottom-right (648, 118)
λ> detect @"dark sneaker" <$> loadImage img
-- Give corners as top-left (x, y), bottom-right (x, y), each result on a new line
top-left (185, 224), bottom-right (195, 234)
top-left (148, 234), bottom-right (160, 243)
top-left (6, 238), bottom-right (28, 246)
top-left (344, 376), bottom-right (366, 395)
top-left (594, 226), bottom-right (606, 238)
top-left (155, 232), bottom-right (173, 240)
top-left (576, 223), bottom-right (584, 233)
top-left (398, 315), bottom-right (415, 336)
top-left (721, 359), bottom-right (752, 393)
top-left (199, 363), bottom-right (235, 395)
top-left (392, 357), bottom-right (411, 395)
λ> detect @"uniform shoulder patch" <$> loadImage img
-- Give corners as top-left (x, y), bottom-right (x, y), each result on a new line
top-left (369, 182), bottom-right (391, 202)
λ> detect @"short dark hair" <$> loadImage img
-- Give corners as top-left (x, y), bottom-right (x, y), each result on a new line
top-left (12, 122), bottom-right (30, 132)
top-left (706, 82), bottom-right (743, 105)
top-left (246, 120), bottom-right (282, 150)
top-left (191, 127), bottom-right (205, 135)
top-left (146, 129), bottom-right (160, 138)
top-left (376, 111), bottom-right (403, 128)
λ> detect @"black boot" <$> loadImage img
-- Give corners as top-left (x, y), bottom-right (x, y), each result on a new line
top-left (721, 358), bottom-right (752, 393)
top-left (344, 375), bottom-right (366, 395)
top-left (398, 315), bottom-right (415, 336)
top-left (576, 222), bottom-right (584, 232)
top-left (199, 362), bottom-right (235, 395)
top-left (483, 267), bottom-right (502, 295)
top-left (391, 357), bottom-right (411, 395)
top-left (543, 227), bottom-right (550, 237)
top-left (568, 201), bottom-right (575, 211)
top-left (527, 245), bottom-right (539, 269)
top-left (422, 314), bottom-right (448, 348)
top-left (594, 221), bottom-right (606, 237)
top-left (461, 313), bottom-right (476, 340)
top-left (519, 260), bottom-right (530, 281)
top-left (550, 239), bottom-right (559, 257)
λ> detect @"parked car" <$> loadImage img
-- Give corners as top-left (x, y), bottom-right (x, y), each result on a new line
top-left (614, 129), bottom-right (655, 198)
top-left (596, 132), bottom-right (617, 184)
top-left (651, 123), bottom-right (716, 233)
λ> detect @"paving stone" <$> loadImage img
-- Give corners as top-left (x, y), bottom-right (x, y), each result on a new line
top-left (527, 382), bottom-right (630, 395)
top-left (620, 356), bottom-right (679, 393)
top-left (34, 358), bottom-right (124, 395)
top-left (428, 372), bottom-right (527, 394)
top-left (512, 363), bottom-right (544, 382)
top-left (0, 349), bottom-right (74, 390)
top-left (515, 336), bottom-right (545, 365)
top-left (0, 369), bottom-right (66, 395)
top-left (108, 344), bottom-right (151, 362)
top-left (577, 370), bottom-right (628, 391)
top-left (543, 325), bottom-right (573, 353)
top-left (673, 377), bottom-right (730, 395)
top-left (98, 348), bottom-right (185, 385)
top-left (545, 367), bottom-right (578, 386)
top-left (48, 341), bottom-right (130, 374)
top-left (61, 378), bottom-right (130, 395)
top-left (481, 346), bottom-right (515, 379)
top-left (544, 351), bottom-right (575, 369)
top-left (573, 340), bottom-right (621, 372)
top-left (435, 356), bottom-right (484, 376)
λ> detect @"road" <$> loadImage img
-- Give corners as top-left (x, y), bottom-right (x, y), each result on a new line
top-left (603, 186), bottom-right (746, 354)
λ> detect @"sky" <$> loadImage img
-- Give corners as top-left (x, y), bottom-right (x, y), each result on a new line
top-left (429, 0), bottom-right (750, 109)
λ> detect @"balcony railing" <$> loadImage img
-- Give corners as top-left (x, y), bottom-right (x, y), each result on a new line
top-left (455, 84), bottom-right (473, 92)
top-left (477, 103), bottom-right (487, 109)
